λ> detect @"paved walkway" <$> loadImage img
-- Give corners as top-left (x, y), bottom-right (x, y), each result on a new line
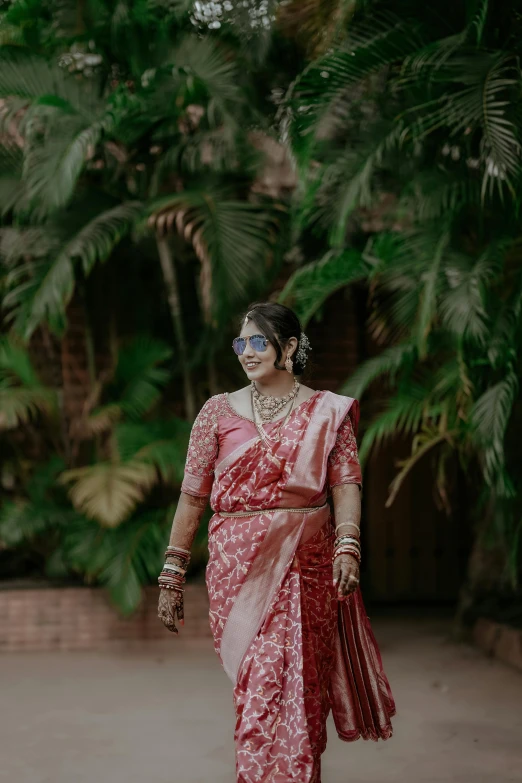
top-left (1, 613), bottom-right (521, 783)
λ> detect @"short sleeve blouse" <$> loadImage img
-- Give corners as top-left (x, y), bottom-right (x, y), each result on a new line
top-left (327, 409), bottom-right (362, 489)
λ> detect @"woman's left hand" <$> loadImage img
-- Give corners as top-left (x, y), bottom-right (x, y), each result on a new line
top-left (333, 553), bottom-right (360, 600)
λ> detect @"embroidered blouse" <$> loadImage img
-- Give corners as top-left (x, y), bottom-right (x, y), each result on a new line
top-left (180, 392), bottom-right (362, 498)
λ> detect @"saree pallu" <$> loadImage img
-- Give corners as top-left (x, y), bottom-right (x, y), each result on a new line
top-left (182, 391), bottom-right (395, 783)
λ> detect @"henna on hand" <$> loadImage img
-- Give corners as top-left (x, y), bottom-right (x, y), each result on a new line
top-left (158, 493), bottom-right (208, 633)
top-left (158, 588), bottom-right (184, 634)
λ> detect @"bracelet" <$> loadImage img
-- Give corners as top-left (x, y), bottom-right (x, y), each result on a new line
top-left (333, 547), bottom-right (361, 562)
top-left (166, 545), bottom-right (191, 556)
top-left (165, 557), bottom-right (187, 570)
top-left (159, 583), bottom-right (184, 592)
top-left (159, 576), bottom-right (185, 587)
top-left (334, 535), bottom-right (360, 547)
top-left (159, 573), bottom-right (184, 581)
top-left (335, 522), bottom-right (360, 535)
top-left (333, 553), bottom-right (361, 565)
top-left (165, 549), bottom-right (190, 565)
top-left (334, 542), bottom-right (361, 554)
top-left (159, 569), bottom-right (185, 580)
top-left (162, 564), bottom-right (186, 576)
top-left (159, 571), bottom-right (185, 585)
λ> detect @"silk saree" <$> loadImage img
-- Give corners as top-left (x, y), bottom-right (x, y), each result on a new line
top-left (181, 390), bottom-right (395, 783)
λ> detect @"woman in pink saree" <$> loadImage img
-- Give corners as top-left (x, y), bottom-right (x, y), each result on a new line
top-left (158, 303), bottom-right (395, 783)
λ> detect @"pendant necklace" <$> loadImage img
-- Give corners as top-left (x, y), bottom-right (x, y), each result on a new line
top-left (251, 380), bottom-right (300, 448)
top-left (251, 377), bottom-right (299, 422)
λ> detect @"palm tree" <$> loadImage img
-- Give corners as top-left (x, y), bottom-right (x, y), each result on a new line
top-left (0, 0), bottom-right (292, 613)
top-left (0, 0), bottom-right (287, 419)
top-left (279, 0), bottom-right (522, 610)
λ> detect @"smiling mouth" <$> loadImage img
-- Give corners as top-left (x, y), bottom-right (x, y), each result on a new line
top-left (245, 362), bottom-right (260, 369)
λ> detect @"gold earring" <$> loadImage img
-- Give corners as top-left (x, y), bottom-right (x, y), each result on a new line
top-left (285, 356), bottom-right (293, 373)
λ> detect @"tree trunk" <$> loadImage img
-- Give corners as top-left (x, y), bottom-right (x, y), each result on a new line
top-left (156, 235), bottom-right (196, 420)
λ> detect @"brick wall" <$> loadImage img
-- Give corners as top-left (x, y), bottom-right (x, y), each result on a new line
top-left (0, 583), bottom-right (211, 652)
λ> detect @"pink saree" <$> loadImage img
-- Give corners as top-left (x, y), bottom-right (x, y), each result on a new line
top-left (181, 390), bottom-right (395, 783)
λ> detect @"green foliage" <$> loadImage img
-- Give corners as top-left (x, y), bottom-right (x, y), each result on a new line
top-left (147, 190), bottom-right (283, 324)
top-left (279, 248), bottom-right (367, 325)
top-left (0, 337), bottom-right (56, 428)
top-left (4, 0), bottom-right (520, 615)
top-left (0, 332), bottom-right (191, 610)
top-left (2, 203), bottom-right (143, 338)
top-left (63, 509), bottom-right (173, 615)
top-left (0, 0), bottom-right (293, 613)
top-left (284, 0), bottom-right (522, 591)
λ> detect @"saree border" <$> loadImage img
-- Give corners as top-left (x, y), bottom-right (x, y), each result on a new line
top-left (219, 508), bottom-right (327, 683)
top-left (214, 435), bottom-right (260, 480)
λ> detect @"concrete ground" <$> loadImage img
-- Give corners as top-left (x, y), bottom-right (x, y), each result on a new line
top-left (1, 613), bottom-right (521, 783)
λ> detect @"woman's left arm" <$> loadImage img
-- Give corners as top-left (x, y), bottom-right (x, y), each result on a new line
top-left (328, 409), bottom-right (363, 599)
top-left (331, 484), bottom-right (361, 598)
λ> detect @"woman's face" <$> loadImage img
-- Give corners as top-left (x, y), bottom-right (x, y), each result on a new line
top-left (237, 319), bottom-right (282, 383)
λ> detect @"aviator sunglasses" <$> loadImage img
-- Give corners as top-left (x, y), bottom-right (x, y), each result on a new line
top-left (232, 334), bottom-right (269, 356)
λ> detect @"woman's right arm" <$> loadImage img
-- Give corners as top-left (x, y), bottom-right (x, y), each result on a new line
top-left (157, 397), bottom-right (221, 634)
top-left (157, 492), bottom-right (209, 634)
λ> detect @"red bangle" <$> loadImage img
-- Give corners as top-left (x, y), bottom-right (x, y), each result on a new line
top-left (333, 548), bottom-right (361, 562)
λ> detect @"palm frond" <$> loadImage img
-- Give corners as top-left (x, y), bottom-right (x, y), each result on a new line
top-left (402, 170), bottom-right (481, 222)
top-left (22, 120), bottom-right (105, 216)
top-left (7, 203), bottom-right (141, 339)
top-left (320, 123), bottom-right (405, 244)
top-left (0, 225), bottom-right (60, 264)
top-left (60, 461), bottom-right (158, 527)
top-left (0, 51), bottom-right (102, 116)
top-left (440, 244), bottom-right (504, 343)
top-left (114, 335), bottom-right (172, 419)
top-left (66, 201), bottom-right (142, 276)
top-left (466, 0), bottom-right (489, 44)
top-left (289, 13), bottom-right (424, 154)
top-left (278, 248), bottom-right (367, 326)
top-left (365, 231), bottom-right (446, 343)
top-left (0, 498), bottom-right (79, 545)
top-left (340, 341), bottom-right (415, 399)
top-left (471, 371), bottom-right (518, 494)
top-left (116, 419), bottom-right (191, 483)
top-left (403, 53), bottom-right (522, 200)
top-left (0, 383), bottom-right (56, 429)
top-left (147, 190), bottom-right (281, 324)
top-left (0, 338), bottom-right (56, 428)
top-left (358, 391), bottom-right (428, 464)
top-left (174, 36), bottom-right (242, 106)
top-left (414, 231), bottom-right (449, 356)
top-left (62, 508), bottom-right (173, 615)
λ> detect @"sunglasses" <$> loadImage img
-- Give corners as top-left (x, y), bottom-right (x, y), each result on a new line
top-left (232, 334), bottom-right (269, 356)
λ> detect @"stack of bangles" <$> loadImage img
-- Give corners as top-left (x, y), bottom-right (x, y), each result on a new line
top-left (158, 546), bottom-right (191, 592)
top-left (333, 522), bottom-right (361, 564)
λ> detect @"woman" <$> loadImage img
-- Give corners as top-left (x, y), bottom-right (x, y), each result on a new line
top-left (157, 303), bottom-right (395, 783)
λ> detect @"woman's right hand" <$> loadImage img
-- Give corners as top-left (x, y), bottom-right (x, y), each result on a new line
top-left (158, 588), bottom-right (184, 634)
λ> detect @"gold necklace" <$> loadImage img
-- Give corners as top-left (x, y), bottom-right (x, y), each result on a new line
top-left (251, 378), bottom-right (300, 423)
top-left (251, 387), bottom-right (298, 448)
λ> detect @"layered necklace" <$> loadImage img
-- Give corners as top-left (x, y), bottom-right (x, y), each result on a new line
top-left (251, 378), bottom-right (300, 447)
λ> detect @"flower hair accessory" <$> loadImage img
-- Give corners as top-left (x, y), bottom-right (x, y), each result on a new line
top-left (296, 333), bottom-right (312, 366)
